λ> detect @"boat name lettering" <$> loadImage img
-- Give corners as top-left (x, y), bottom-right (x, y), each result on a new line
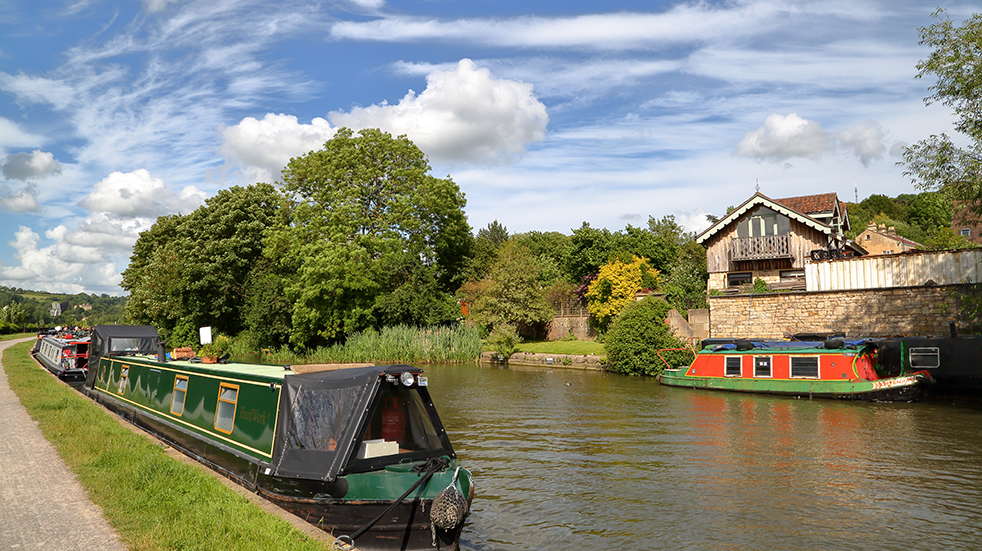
top-left (237, 408), bottom-right (269, 424)
top-left (871, 376), bottom-right (915, 390)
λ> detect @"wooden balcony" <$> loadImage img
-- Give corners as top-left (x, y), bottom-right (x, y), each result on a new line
top-left (731, 234), bottom-right (793, 261)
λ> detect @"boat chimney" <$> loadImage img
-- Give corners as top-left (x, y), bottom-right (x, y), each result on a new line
top-left (950, 321), bottom-right (958, 339)
top-left (157, 341), bottom-right (168, 362)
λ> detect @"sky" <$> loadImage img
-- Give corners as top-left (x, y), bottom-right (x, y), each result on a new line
top-left (0, 0), bottom-right (974, 295)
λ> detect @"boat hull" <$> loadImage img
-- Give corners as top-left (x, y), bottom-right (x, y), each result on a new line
top-left (658, 369), bottom-right (929, 402)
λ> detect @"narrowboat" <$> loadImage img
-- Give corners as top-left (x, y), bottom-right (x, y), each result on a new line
top-left (32, 330), bottom-right (91, 385)
top-left (81, 325), bottom-right (472, 551)
top-left (875, 335), bottom-right (982, 395)
top-left (657, 339), bottom-right (933, 402)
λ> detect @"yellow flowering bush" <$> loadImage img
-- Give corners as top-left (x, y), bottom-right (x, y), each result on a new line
top-left (586, 255), bottom-right (661, 330)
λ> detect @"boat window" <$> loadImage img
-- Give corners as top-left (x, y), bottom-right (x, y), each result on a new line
top-left (109, 338), bottom-right (146, 352)
top-left (725, 356), bottom-right (741, 377)
top-left (790, 356), bottom-right (819, 378)
top-left (171, 375), bottom-right (189, 416)
top-left (215, 383), bottom-right (238, 434)
top-left (355, 386), bottom-right (445, 461)
top-left (754, 357), bottom-right (771, 378)
top-left (117, 366), bottom-right (129, 394)
top-left (289, 386), bottom-right (362, 451)
top-left (909, 347), bottom-right (940, 369)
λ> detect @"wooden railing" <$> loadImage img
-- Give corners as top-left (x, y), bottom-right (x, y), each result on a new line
top-left (732, 234), bottom-right (792, 261)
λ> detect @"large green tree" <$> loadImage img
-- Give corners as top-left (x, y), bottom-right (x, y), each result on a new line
top-left (270, 128), bottom-right (472, 348)
top-left (461, 241), bottom-right (553, 332)
top-left (122, 183), bottom-right (282, 345)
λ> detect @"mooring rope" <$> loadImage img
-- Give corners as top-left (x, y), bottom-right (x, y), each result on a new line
top-left (333, 456), bottom-right (450, 551)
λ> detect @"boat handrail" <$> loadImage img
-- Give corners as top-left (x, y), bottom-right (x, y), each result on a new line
top-left (657, 348), bottom-right (689, 372)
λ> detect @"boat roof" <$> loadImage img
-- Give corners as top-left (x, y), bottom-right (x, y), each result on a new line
top-left (703, 339), bottom-right (874, 353)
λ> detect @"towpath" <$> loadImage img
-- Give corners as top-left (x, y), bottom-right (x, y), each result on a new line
top-left (0, 337), bottom-right (128, 551)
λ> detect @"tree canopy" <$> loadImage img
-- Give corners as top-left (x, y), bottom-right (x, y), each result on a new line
top-left (270, 128), bottom-right (472, 348)
top-left (902, 9), bottom-right (982, 212)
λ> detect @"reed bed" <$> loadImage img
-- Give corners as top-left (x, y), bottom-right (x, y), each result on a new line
top-left (264, 324), bottom-right (482, 365)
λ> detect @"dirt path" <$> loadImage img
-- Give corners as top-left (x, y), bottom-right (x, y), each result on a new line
top-left (0, 337), bottom-right (128, 551)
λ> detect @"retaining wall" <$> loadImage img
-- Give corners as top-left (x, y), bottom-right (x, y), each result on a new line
top-left (708, 284), bottom-right (974, 339)
top-left (480, 351), bottom-right (604, 370)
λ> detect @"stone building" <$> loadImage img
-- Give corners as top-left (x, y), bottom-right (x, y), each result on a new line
top-left (854, 222), bottom-right (921, 255)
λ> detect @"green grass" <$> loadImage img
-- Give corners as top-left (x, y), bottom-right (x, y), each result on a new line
top-left (2, 341), bottom-right (329, 551)
top-left (511, 339), bottom-right (606, 356)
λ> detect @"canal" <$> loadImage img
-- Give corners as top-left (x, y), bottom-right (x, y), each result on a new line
top-left (423, 363), bottom-right (982, 550)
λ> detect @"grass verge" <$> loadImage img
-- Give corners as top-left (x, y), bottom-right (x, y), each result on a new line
top-left (2, 341), bottom-right (328, 551)
top-left (511, 339), bottom-right (606, 356)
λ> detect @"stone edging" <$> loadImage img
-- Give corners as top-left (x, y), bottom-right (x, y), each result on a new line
top-left (480, 351), bottom-right (605, 370)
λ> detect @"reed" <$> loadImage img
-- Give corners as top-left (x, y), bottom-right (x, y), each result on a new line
top-left (265, 324), bottom-right (482, 365)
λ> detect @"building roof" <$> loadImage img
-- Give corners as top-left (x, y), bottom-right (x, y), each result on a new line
top-left (772, 193), bottom-right (839, 216)
top-left (696, 192), bottom-right (835, 244)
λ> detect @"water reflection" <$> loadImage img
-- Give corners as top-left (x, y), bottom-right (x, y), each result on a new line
top-left (423, 363), bottom-right (982, 550)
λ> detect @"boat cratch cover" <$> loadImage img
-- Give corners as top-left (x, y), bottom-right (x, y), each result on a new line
top-left (271, 365), bottom-right (454, 483)
top-left (90, 325), bottom-right (159, 358)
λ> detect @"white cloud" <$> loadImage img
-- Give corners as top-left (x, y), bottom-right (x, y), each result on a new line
top-left (0, 225), bottom-right (122, 294)
top-left (142, 0), bottom-right (181, 13)
top-left (834, 120), bottom-right (886, 166)
top-left (0, 117), bottom-right (45, 149)
top-left (735, 114), bottom-right (886, 165)
top-left (0, 183), bottom-right (41, 213)
top-left (77, 169), bottom-right (206, 218)
top-left (219, 114), bottom-right (336, 183)
top-left (330, 59), bottom-right (548, 165)
top-left (2, 150), bottom-right (63, 181)
top-left (735, 113), bottom-right (833, 161)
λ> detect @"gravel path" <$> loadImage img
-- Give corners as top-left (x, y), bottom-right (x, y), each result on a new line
top-left (0, 337), bottom-right (128, 551)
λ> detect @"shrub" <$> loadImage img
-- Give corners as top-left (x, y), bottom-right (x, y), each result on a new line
top-left (603, 297), bottom-right (691, 376)
top-left (753, 277), bottom-right (769, 293)
top-left (486, 323), bottom-right (520, 359)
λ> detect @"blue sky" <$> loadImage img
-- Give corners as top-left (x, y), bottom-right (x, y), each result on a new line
top-left (0, 0), bottom-right (973, 295)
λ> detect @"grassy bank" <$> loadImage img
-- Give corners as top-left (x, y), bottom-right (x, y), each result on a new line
top-left (2, 341), bottom-right (328, 551)
top-left (508, 339), bottom-right (606, 356)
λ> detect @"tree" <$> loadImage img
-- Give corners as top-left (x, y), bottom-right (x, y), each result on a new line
top-left (565, 223), bottom-right (615, 283)
top-left (586, 255), bottom-right (661, 332)
top-left (122, 183), bottom-right (283, 345)
top-left (462, 241), bottom-right (553, 332)
top-left (604, 296), bottom-right (690, 376)
top-left (271, 128), bottom-right (472, 348)
top-left (902, 9), bottom-right (982, 211)
top-left (908, 191), bottom-right (953, 232)
top-left (477, 220), bottom-right (509, 248)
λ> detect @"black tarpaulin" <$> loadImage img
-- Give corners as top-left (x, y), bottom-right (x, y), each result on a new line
top-left (91, 325), bottom-right (159, 357)
top-left (271, 365), bottom-right (421, 482)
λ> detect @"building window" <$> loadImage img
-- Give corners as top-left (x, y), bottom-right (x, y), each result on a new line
top-left (725, 356), bottom-right (741, 377)
top-left (117, 366), bottom-right (129, 394)
top-left (727, 272), bottom-right (753, 287)
top-left (780, 270), bottom-right (804, 282)
top-left (754, 356), bottom-right (772, 378)
top-left (865, 234), bottom-right (871, 240)
top-left (883, 250), bottom-right (893, 255)
top-left (961, 228), bottom-right (971, 237)
top-left (171, 375), bottom-right (189, 416)
top-left (215, 383), bottom-right (239, 434)
top-left (790, 356), bottom-right (819, 378)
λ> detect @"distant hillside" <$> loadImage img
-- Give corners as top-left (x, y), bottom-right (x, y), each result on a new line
top-left (0, 286), bottom-right (127, 333)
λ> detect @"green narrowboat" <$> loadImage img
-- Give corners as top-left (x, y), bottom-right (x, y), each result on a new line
top-left (657, 339), bottom-right (933, 402)
top-left (81, 325), bottom-right (473, 551)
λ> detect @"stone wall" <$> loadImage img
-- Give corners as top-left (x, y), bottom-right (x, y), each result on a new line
top-left (708, 284), bottom-right (973, 339)
top-left (481, 351), bottom-right (604, 370)
top-left (546, 316), bottom-right (596, 340)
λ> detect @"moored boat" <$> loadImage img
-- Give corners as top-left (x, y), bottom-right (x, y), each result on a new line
top-left (657, 339), bottom-right (933, 402)
top-left (32, 330), bottom-right (91, 385)
top-left (81, 325), bottom-right (472, 551)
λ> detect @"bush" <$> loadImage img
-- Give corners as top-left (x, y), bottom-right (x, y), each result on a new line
top-left (603, 297), bottom-right (691, 376)
top-left (486, 324), bottom-right (520, 358)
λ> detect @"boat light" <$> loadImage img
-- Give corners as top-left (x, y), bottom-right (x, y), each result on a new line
top-left (386, 374), bottom-right (399, 384)
top-left (418, 376), bottom-right (428, 387)
top-left (400, 372), bottom-right (415, 387)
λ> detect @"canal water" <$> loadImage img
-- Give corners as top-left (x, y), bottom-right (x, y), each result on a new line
top-left (423, 363), bottom-right (982, 550)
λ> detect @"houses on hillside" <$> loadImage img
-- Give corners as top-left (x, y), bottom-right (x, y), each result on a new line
top-left (855, 222), bottom-right (921, 255)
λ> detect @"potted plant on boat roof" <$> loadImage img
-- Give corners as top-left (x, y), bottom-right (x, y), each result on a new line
top-left (198, 334), bottom-right (232, 364)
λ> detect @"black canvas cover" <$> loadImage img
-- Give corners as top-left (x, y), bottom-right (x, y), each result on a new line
top-left (271, 365), bottom-right (384, 481)
top-left (91, 325), bottom-right (159, 358)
